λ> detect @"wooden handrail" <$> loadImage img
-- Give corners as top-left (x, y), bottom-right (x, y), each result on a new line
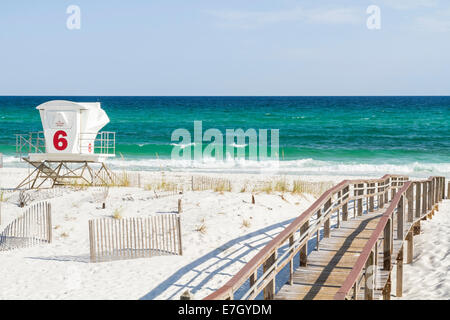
top-left (334, 175), bottom-right (445, 300)
top-left (204, 174), bottom-right (409, 300)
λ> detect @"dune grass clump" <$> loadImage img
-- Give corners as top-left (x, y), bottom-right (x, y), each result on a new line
top-left (274, 178), bottom-right (289, 193)
top-left (241, 219), bottom-right (251, 228)
top-left (195, 223), bottom-right (207, 234)
top-left (213, 179), bottom-right (232, 192)
top-left (0, 191), bottom-right (8, 203)
top-left (112, 207), bottom-right (123, 219)
top-left (259, 182), bottom-right (273, 194)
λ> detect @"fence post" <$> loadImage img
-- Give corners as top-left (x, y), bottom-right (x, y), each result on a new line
top-left (422, 181), bottom-right (427, 216)
top-left (47, 203), bottom-right (52, 243)
top-left (178, 199), bottom-right (182, 214)
top-left (177, 214), bottom-right (183, 255)
top-left (407, 185), bottom-right (413, 223)
top-left (342, 186), bottom-right (349, 221)
top-left (263, 252), bottom-right (276, 300)
top-left (448, 182), bottom-right (450, 200)
top-left (406, 231), bottom-right (413, 264)
top-left (396, 246), bottom-right (404, 298)
top-left (369, 183), bottom-right (374, 212)
top-left (316, 209), bottom-right (321, 250)
top-left (415, 182), bottom-right (421, 219)
top-left (300, 221), bottom-right (309, 266)
top-left (357, 183), bottom-right (363, 216)
top-left (397, 195), bottom-right (404, 240)
top-left (324, 199), bottom-right (331, 238)
top-left (383, 218), bottom-right (392, 270)
top-left (180, 290), bottom-right (193, 300)
top-left (364, 250), bottom-right (375, 300)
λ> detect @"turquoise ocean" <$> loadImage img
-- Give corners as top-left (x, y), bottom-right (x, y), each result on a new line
top-left (0, 96), bottom-right (449, 177)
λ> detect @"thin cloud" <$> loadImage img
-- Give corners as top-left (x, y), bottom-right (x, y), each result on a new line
top-left (416, 16), bottom-right (450, 32)
top-left (206, 6), bottom-right (362, 29)
top-left (381, 0), bottom-right (439, 10)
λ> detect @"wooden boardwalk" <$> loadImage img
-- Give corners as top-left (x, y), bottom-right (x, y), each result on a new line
top-left (275, 210), bottom-right (383, 300)
top-left (204, 176), bottom-right (447, 301)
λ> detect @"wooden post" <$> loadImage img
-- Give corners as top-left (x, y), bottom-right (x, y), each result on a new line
top-left (397, 196), bottom-right (404, 240)
top-left (336, 191), bottom-right (341, 228)
top-left (342, 186), bottom-right (349, 221)
top-left (263, 252), bottom-right (276, 300)
top-left (180, 290), bottom-right (193, 300)
top-left (406, 232), bottom-right (413, 264)
top-left (415, 182), bottom-right (421, 219)
top-left (369, 183), bottom-right (374, 212)
top-left (357, 183), bottom-right (363, 216)
top-left (383, 218), bottom-right (392, 270)
top-left (178, 199), bottom-right (182, 213)
top-left (342, 202), bottom-right (348, 221)
top-left (300, 221), bottom-right (309, 266)
top-left (407, 185), bottom-right (413, 223)
top-left (422, 181), bottom-right (427, 215)
top-left (364, 250), bottom-right (375, 300)
top-left (249, 271), bottom-right (257, 296)
top-left (252, 194), bottom-right (255, 204)
top-left (413, 220), bottom-right (421, 235)
top-left (396, 246), bottom-right (403, 298)
top-left (324, 199), bottom-right (331, 238)
top-left (427, 181), bottom-right (432, 211)
top-left (447, 182), bottom-right (449, 200)
top-left (316, 209), bottom-right (321, 250)
top-left (289, 236), bottom-right (294, 285)
top-left (383, 274), bottom-right (391, 300)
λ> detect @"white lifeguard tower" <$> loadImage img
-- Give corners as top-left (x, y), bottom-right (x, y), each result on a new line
top-left (16, 100), bottom-right (116, 189)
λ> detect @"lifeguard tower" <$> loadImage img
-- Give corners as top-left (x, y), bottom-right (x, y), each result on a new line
top-left (16, 100), bottom-right (116, 189)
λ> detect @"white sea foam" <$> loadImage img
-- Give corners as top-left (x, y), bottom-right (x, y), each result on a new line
top-left (3, 154), bottom-right (449, 177)
top-left (170, 142), bottom-right (196, 149)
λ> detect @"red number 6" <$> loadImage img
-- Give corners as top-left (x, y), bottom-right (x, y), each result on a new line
top-left (53, 130), bottom-right (68, 151)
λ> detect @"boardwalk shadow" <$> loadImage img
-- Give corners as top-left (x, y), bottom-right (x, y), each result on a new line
top-left (139, 218), bottom-right (296, 300)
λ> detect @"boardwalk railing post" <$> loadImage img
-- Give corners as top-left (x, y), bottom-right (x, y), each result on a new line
top-left (383, 218), bottom-right (392, 270)
top-left (300, 221), bottom-right (309, 266)
top-left (447, 182), bottom-right (450, 199)
top-left (316, 209), bottom-right (321, 250)
top-left (364, 250), bottom-right (375, 300)
top-left (289, 235), bottom-right (294, 285)
top-left (324, 199), bottom-right (331, 238)
top-left (397, 195), bottom-right (404, 240)
top-left (415, 182), bottom-right (421, 219)
top-left (407, 185), bottom-right (413, 223)
top-left (342, 186), bottom-right (349, 221)
top-left (406, 231), bottom-right (413, 264)
top-left (357, 183), bottom-right (363, 216)
top-left (396, 246), bottom-right (403, 297)
top-left (369, 183), bottom-right (374, 212)
top-left (383, 274), bottom-right (391, 300)
top-left (263, 252), bottom-right (276, 300)
top-left (384, 179), bottom-right (389, 204)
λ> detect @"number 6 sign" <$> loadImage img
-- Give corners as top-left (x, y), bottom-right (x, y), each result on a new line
top-left (53, 130), bottom-right (68, 151)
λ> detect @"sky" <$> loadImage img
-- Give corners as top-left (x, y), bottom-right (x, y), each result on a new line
top-left (0, 0), bottom-right (450, 96)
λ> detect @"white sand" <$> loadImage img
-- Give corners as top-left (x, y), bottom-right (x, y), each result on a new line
top-left (1, 168), bottom-right (448, 300)
top-left (0, 168), bottom-right (322, 300)
top-left (392, 200), bottom-right (450, 300)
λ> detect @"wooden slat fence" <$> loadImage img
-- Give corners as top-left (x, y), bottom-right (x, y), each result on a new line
top-left (89, 214), bottom-right (183, 263)
top-left (0, 201), bottom-right (52, 251)
top-left (191, 176), bottom-right (232, 192)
